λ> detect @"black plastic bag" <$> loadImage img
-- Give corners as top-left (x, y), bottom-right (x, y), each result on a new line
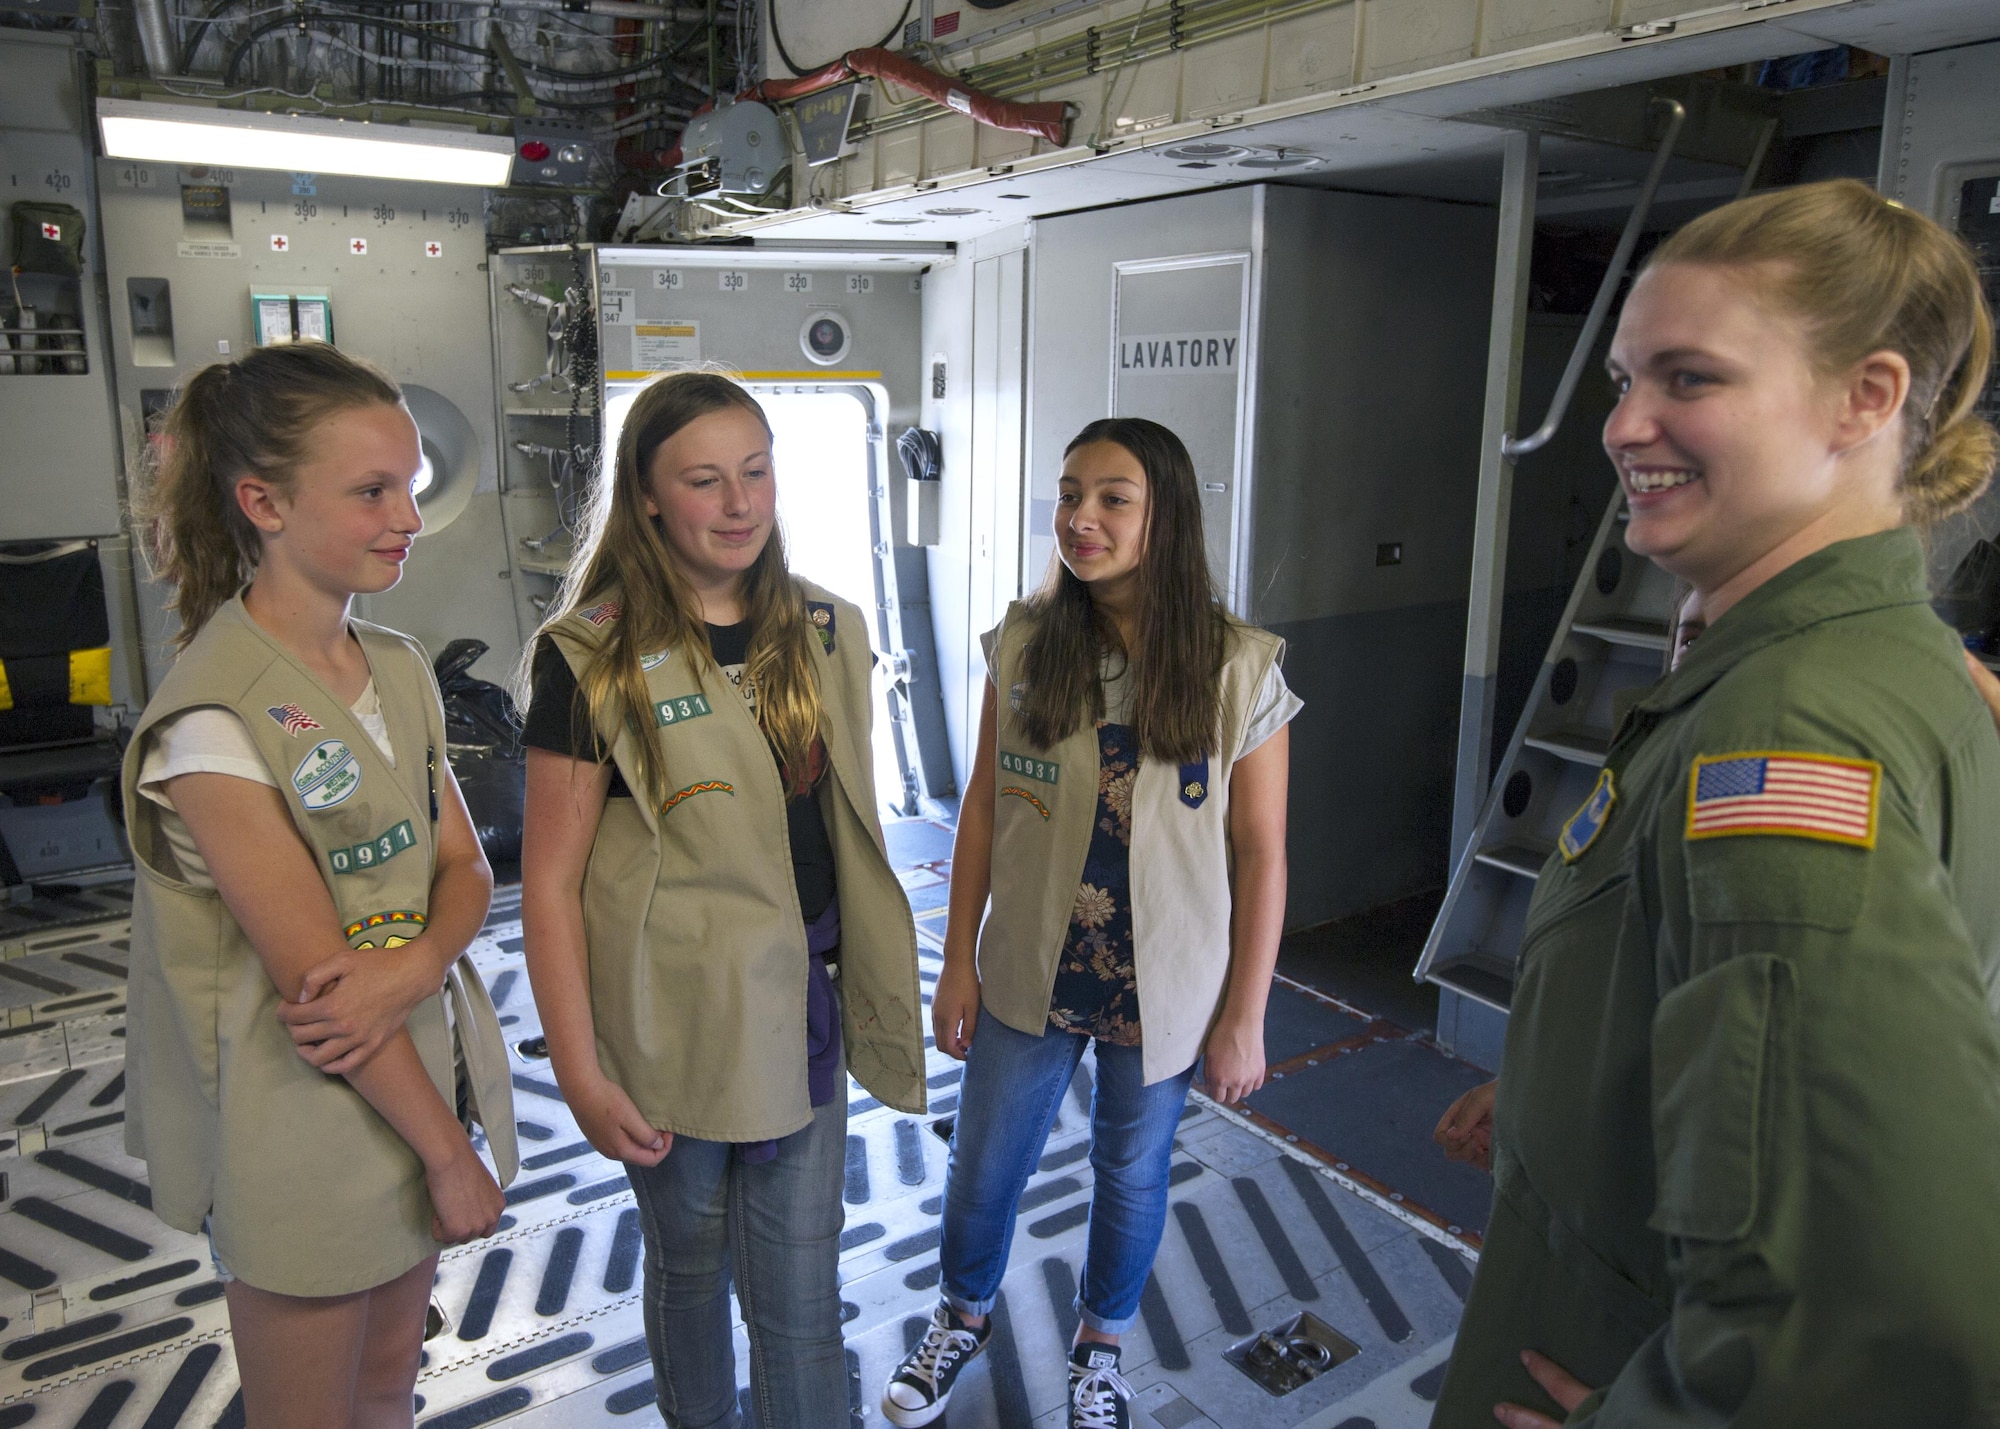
top-left (433, 640), bottom-right (525, 865)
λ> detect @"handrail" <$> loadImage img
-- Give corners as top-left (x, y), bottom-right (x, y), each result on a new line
top-left (1502, 97), bottom-right (1686, 460)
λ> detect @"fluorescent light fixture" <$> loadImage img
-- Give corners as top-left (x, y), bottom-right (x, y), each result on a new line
top-left (97, 99), bottom-right (514, 187)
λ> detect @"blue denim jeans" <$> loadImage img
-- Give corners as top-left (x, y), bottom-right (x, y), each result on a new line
top-left (938, 1014), bottom-right (1197, 1333)
top-left (624, 1090), bottom-right (849, 1429)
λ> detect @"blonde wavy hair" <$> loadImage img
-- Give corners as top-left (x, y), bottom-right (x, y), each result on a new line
top-left (527, 369), bottom-right (824, 809)
top-left (1648, 178), bottom-right (1996, 524)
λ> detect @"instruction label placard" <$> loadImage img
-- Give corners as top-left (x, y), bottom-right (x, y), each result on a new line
top-left (600, 287), bottom-right (635, 325)
top-left (633, 319), bottom-right (700, 369)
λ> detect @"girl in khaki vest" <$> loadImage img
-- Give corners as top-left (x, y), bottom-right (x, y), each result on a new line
top-left (519, 371), bottom-right (925, 1429)
top-left (122, 344), bottom-right (517, 1426)
top-left (883, 418), bottom-right (1298, 1429)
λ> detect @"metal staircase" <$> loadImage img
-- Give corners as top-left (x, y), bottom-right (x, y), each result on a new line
top-left (1415, 494), bottom-right (1679, 1010)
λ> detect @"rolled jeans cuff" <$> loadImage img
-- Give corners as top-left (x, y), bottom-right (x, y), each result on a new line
top-left (941, 1287), bottom-right (997, 1320)
top-left (1077, 1299), bottom-right (1138, 1335)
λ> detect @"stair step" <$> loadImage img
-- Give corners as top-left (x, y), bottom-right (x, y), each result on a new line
top-left (1427, 955), bottom-right (1517, 1012)
top-left (1573, 617), bottom-right (1669, 652)
top-left (1474, 841), bottom-right (1551, 880)
top-left (1523, 730), bottom-right (1611, 767)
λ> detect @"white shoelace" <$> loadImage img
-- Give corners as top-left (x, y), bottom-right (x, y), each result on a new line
top-left (1071, 1359), bottom-right (1134, 1428)
top-left (902, 1316), bottom-right (982, 1395)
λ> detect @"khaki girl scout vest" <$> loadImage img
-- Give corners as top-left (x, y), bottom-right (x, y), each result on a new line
top-left (545, 578), bottom-right (926, 1143)
top-left (979, 604), bottom-right (1283, 1085)
top-left (121, 596), bottom-right (518, 1298)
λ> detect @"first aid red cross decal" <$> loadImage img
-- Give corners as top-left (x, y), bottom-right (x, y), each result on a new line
top-left (425, 241), bottom-right (441, 257)
top-left (350, 238), bottom-right (367, 254)
top-left (40, 223), bottom-right (59, 240)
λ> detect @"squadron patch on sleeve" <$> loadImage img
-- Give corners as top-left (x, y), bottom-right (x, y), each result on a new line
top-left (1686, 751), bottom-right (1880, 849)
top-left (806, 601), bottom-right (835, 654)
top-left (1559, 768), bottom-right (1617, 862)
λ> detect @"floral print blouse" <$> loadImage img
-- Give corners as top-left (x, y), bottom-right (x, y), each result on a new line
top-left (1047, 719), bottom-right (1143, 1045)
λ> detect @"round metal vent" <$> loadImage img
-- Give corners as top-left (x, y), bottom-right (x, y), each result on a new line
top-left (1160, 141), bottom-right (1249, 161)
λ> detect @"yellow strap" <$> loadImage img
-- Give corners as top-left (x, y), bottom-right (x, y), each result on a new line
top-left (0, 658), bottom-right (11, 711)
top-left (68, 646), bottom-right (112, 706)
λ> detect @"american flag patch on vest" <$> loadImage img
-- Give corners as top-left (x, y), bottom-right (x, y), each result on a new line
top-left (266, 703), bottom-right (322, 735)
top-left (1686, 751), bottom-right (1881, 848)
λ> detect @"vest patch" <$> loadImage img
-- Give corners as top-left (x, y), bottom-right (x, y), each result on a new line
top-left (293, 739), bottom-right (362, 810)
top-left (655, 692), bottom-right (714, 726)
top-left (344, 908), bottom-right (425, 947)
top-left (662, 780), bottom-right (734, 814)
top-left (266, 703), bottom-right (322, 736)
top-left (1179, 756), bottom-right (1210, 808)
top-left (1001, 786), bottom-right (1051, 820)
top-left (581, 601), bottom-right (621, 626)
top-left (999, 751), bottom-right (1059, 785)
top-left (1009, 682), bottom-right (1027, 713)
top-left (1560, 768), bottom-right (1618, 862)
top-left (807, 601), bottom-right (835, 654)
top-left (639, 650), bottom-right (670, 671)
top-left (328, 820), bottom-right (418, 875)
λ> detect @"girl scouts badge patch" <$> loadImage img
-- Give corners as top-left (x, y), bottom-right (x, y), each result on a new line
top-left (293, 739), bottom-right (361, 810)
top-left (806, 601), bottom-right (835, 654)
top-left (1179, 757), bottom-right (1210, 808)
top-left (1559, 768), bottom-right (1617, 862)
top-left (639, 650), bottom-right (669, 671)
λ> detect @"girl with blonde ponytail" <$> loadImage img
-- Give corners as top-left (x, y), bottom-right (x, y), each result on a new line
top-left (123, 343), bottom-right (517, 1427)
top-left (1434, 179), bottom-right (2000, 1429)
top-left (518, 369), bottom-right (924, 1426)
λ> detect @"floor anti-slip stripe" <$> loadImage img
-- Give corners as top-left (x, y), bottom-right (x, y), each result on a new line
top-left (73, 1378), bottom-right (136, 1429)
top-left (146, 1341), bottom-right (222, 1425)
top-left (603, 1208), bottom-right (641, 1294)
top-left (15, 1069), bottom-right (86, 1127)
top-left (1233, 1176), bottom-right (1320, 1303)
top-left (534, 1227), bottom-right (583, 1316)
top-left (1139, 1272), bottom-right (1189, 1371)
top-left (22, 1316), bottom-right (192, 1381)
top-left (456, 1250), bottom-right (513, 1341)
top-left (1280, 1155), bottom-right (1413, 1342)
top-left (1172, 1202), bottom-right (1251, 1335)
top-left (1, 1310), bottom-right (122, 1360)
top-left (12, 1195), bottom-right (150, 1260)
top-left (36, 1149), bottom-right (152, 1208)
top-left (984, 1287), bottom-right (1034, 1428)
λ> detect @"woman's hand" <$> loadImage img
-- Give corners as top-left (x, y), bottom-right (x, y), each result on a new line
top-left (932, 956), bottom-right (981, 1060)
top-left (1434, 1079), bottom-right (1497, 1172)
top-left (1199, 1011), bottom-right (1267, 1105)
top-left (276, 943), bottom-right (442, 1075)
top-left (1495, 1350), bottom-right (1596, 1428)
top-left (424, 1140), bottom-right (506, 1244)
top-left (564, 1068), bottom-right (672, 1167)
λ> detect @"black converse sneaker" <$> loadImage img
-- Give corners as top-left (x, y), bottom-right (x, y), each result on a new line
top-left (1068, 1342), bottom-right (1134, 1429)
top-left (881, 1302), bottom-right (992, 1427)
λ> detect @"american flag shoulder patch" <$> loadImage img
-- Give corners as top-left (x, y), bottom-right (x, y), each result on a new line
top-left (1686, 750), bottom-right (1881, 849)
top-left (580, 601), bottom-right (621, 627)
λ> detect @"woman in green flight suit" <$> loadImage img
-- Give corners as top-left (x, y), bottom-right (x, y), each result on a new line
top-left (1432, 179), bottom-right (2000, 1428)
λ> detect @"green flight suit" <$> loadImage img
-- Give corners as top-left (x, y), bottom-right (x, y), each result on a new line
top-left (1435, 527), bottom-right (2000, 1428)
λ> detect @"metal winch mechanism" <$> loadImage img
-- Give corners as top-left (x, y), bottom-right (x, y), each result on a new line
top-left (675, 100), bottom-right (782, 196)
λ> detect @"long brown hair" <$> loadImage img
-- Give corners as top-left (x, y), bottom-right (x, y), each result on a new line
top-left (529, 369), bottom-right (824, 809)
top-left (1019, 417), bottom-right (1228, 763)
top-left (1648, 178), bottom-right (1996, 523)
top-left (132, 344), bottom-right (402, 647)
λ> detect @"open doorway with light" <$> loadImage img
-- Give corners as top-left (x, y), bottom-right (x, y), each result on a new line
top-left (602, 380), bottom-right (912, 818)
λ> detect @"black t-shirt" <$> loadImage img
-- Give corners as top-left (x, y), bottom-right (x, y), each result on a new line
top-left (524, 624), bottom-right (837, 924)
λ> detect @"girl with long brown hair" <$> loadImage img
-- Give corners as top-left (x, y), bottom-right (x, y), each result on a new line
top-left (881, 417), bottom-right (1297, 1429)
top-left (122, 342), bottom-right (517, 1427)
top-left (518, 369), bottom-right (925, 1427)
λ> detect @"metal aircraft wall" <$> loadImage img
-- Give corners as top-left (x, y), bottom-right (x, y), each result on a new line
top-left (1024, 185), bottom-right (1496, 930)
top-left (95, 160), bottom-right (513, 689)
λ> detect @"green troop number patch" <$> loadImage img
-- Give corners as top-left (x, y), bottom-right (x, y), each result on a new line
top-left (655, 693), bottom-right (714, 726)
top-left (999, 751), bottom-right (1059, 785)
top-left (329, 819), bottom-right (417, 875)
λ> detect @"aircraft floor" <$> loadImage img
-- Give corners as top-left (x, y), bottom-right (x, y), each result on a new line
top-left (0, 819), bottom-right (1487, 1428)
